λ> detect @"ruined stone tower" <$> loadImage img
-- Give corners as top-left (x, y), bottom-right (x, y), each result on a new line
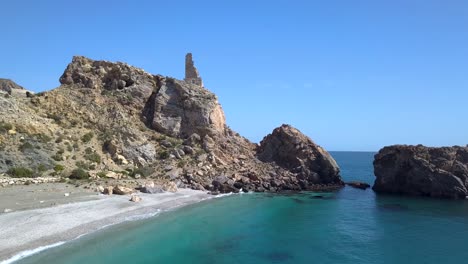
top-left (184, 53), bottom-right (203, 87)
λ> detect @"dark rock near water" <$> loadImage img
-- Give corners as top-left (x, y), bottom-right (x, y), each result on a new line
top-left (373, 145), bottom-right (468, 199)
top-left (346, 181), bottom-right (371, 190)
top-left (257, 124), bottom-right (343, 188)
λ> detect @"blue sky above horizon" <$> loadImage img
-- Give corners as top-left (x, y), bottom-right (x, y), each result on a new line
top-left (1, 0), bottom-right (467, 151)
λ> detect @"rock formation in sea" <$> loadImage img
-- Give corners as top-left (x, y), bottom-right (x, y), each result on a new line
top-left (373, 145), bottom-right (468, 199)
top-left (257, 125), bottom-right (342, 187)
top-left (0, 53), bottom-right (342, 193)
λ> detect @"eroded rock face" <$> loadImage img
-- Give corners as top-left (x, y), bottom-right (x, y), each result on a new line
top-left (256, 124), bottom-right (342, 187)
top-left (142, 77), bottom-right (226, 138)
top-left (0, 79), bottom-right (24, 94)
top-left (373, 145), bottom-right (468, 199)
top-left (59, 56), bottom-right (157, 104)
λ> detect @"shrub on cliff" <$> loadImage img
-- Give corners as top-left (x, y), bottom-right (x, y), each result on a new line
top-left (0, 121), bottom-right (13, 133)
top-left (7, 167), bottom-right (34, 178)
top-left (69, 168), bottom-right (89, 180)
top-left (81, 132), bottom-right (94, 143)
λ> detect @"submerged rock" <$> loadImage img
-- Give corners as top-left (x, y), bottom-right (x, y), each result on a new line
top-left (373, 145), bottom-right (468, 199)
top-left (346, 181), bottom-right (371, 190)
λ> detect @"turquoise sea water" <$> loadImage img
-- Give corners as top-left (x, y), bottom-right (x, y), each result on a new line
top-left (16, 152), bottom-right (468, 264)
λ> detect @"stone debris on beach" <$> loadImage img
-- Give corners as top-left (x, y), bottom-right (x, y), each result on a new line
top-left (113, 185), bottom-right (134, 195)
top-left (0, 177), bottom-right (61, 187)
top-left (129, 194), bottom-right (142, 202)
top-left (96, 186), bottom-right (105, 193)
top-left (103, 186), bottom-right (114, 195)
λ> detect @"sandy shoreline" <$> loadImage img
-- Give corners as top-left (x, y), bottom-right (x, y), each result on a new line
top-left (0, 187), bottom-right (211, 263)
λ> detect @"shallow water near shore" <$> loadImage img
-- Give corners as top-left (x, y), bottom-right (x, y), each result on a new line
top-left (14, 152), bottom-right (468, 264)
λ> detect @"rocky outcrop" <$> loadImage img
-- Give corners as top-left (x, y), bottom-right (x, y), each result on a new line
top-left (1, 54), bottom-right (342, 195)
top-left (59, 56), bottom-right (156, 104)
top-left (0, 79), bottom-right (24, 94)
top-left (373, 145), bottom-right (468, 199)
top-left (142, 77), bottom-right (226, 138)
top-left (256, 124), bottom-right (343, 188)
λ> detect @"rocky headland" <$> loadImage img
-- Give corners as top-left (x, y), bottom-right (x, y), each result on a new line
top-left (0, 53), bottom-right (343, 196)
top-left (373, 145), bottom-right (468, 199)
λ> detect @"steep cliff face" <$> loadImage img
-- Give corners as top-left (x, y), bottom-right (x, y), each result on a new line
top-left (373, 145), bottom-right (468, 199)
top-left (0, 54), bottom-right (342, 194)
top-left (142, 77), bottom-right (226, 138)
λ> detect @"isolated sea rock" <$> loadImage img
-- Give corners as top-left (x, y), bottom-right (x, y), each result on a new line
top-left (373, 145), bottom-right (468, 199)
top-left (142, 55), bottom-right (225, 138)
top-left (257, 124), bottom-right (343, 188)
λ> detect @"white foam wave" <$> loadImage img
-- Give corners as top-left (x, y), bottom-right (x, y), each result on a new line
top-left (1, 242), bottom-right (65, 264)
top-left (1, 191), bottom-right (240, 263)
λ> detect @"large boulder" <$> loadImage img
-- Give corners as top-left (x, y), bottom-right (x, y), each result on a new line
top-left (142, 77), bottom-right (226, 138)
top-left (373, 145), bottom-right (468, 199)
top-left (256, 124), bottom-right (342, 186)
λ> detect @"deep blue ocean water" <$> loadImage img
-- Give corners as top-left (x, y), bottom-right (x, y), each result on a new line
top-left (15, 152), bottom-right (468, 264)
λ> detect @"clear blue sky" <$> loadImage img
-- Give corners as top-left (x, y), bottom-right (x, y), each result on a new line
top-left (1, 0), bottom-right (467, 151)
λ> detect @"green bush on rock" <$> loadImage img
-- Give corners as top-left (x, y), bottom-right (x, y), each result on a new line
top-left (69, 168), bottom-right (89, 180)
top-left (7, 167), bottom-right (34, 178)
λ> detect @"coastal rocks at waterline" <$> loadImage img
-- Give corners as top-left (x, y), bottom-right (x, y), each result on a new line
top-left (137, 181), bottom-right (178, 194)
top-left (256, 124), bottom-right (343, 189)
top-left (0, 54), bottom-right (344, 196)
top-left (129, 194), bottom-right (142, 202)
top-left (112, 185), bottom-right (134, 195)
top-left (373, 145), bottom-right (468, 199)
top-left (346, 181), bottom-right (371, 190)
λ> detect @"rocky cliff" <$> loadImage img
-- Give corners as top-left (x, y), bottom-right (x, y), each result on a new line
top-left (0, 54), bottom-right (342, 193)
top-left (0, 79), bottom-right (24, 94)
top-left (373, 145), bottom-right (468, 199)
top-left (257, 125), bottom-right (342, 187)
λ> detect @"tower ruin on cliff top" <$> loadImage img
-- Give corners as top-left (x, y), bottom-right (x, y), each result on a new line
top-left (184, 53), bottom-right (203, 87)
